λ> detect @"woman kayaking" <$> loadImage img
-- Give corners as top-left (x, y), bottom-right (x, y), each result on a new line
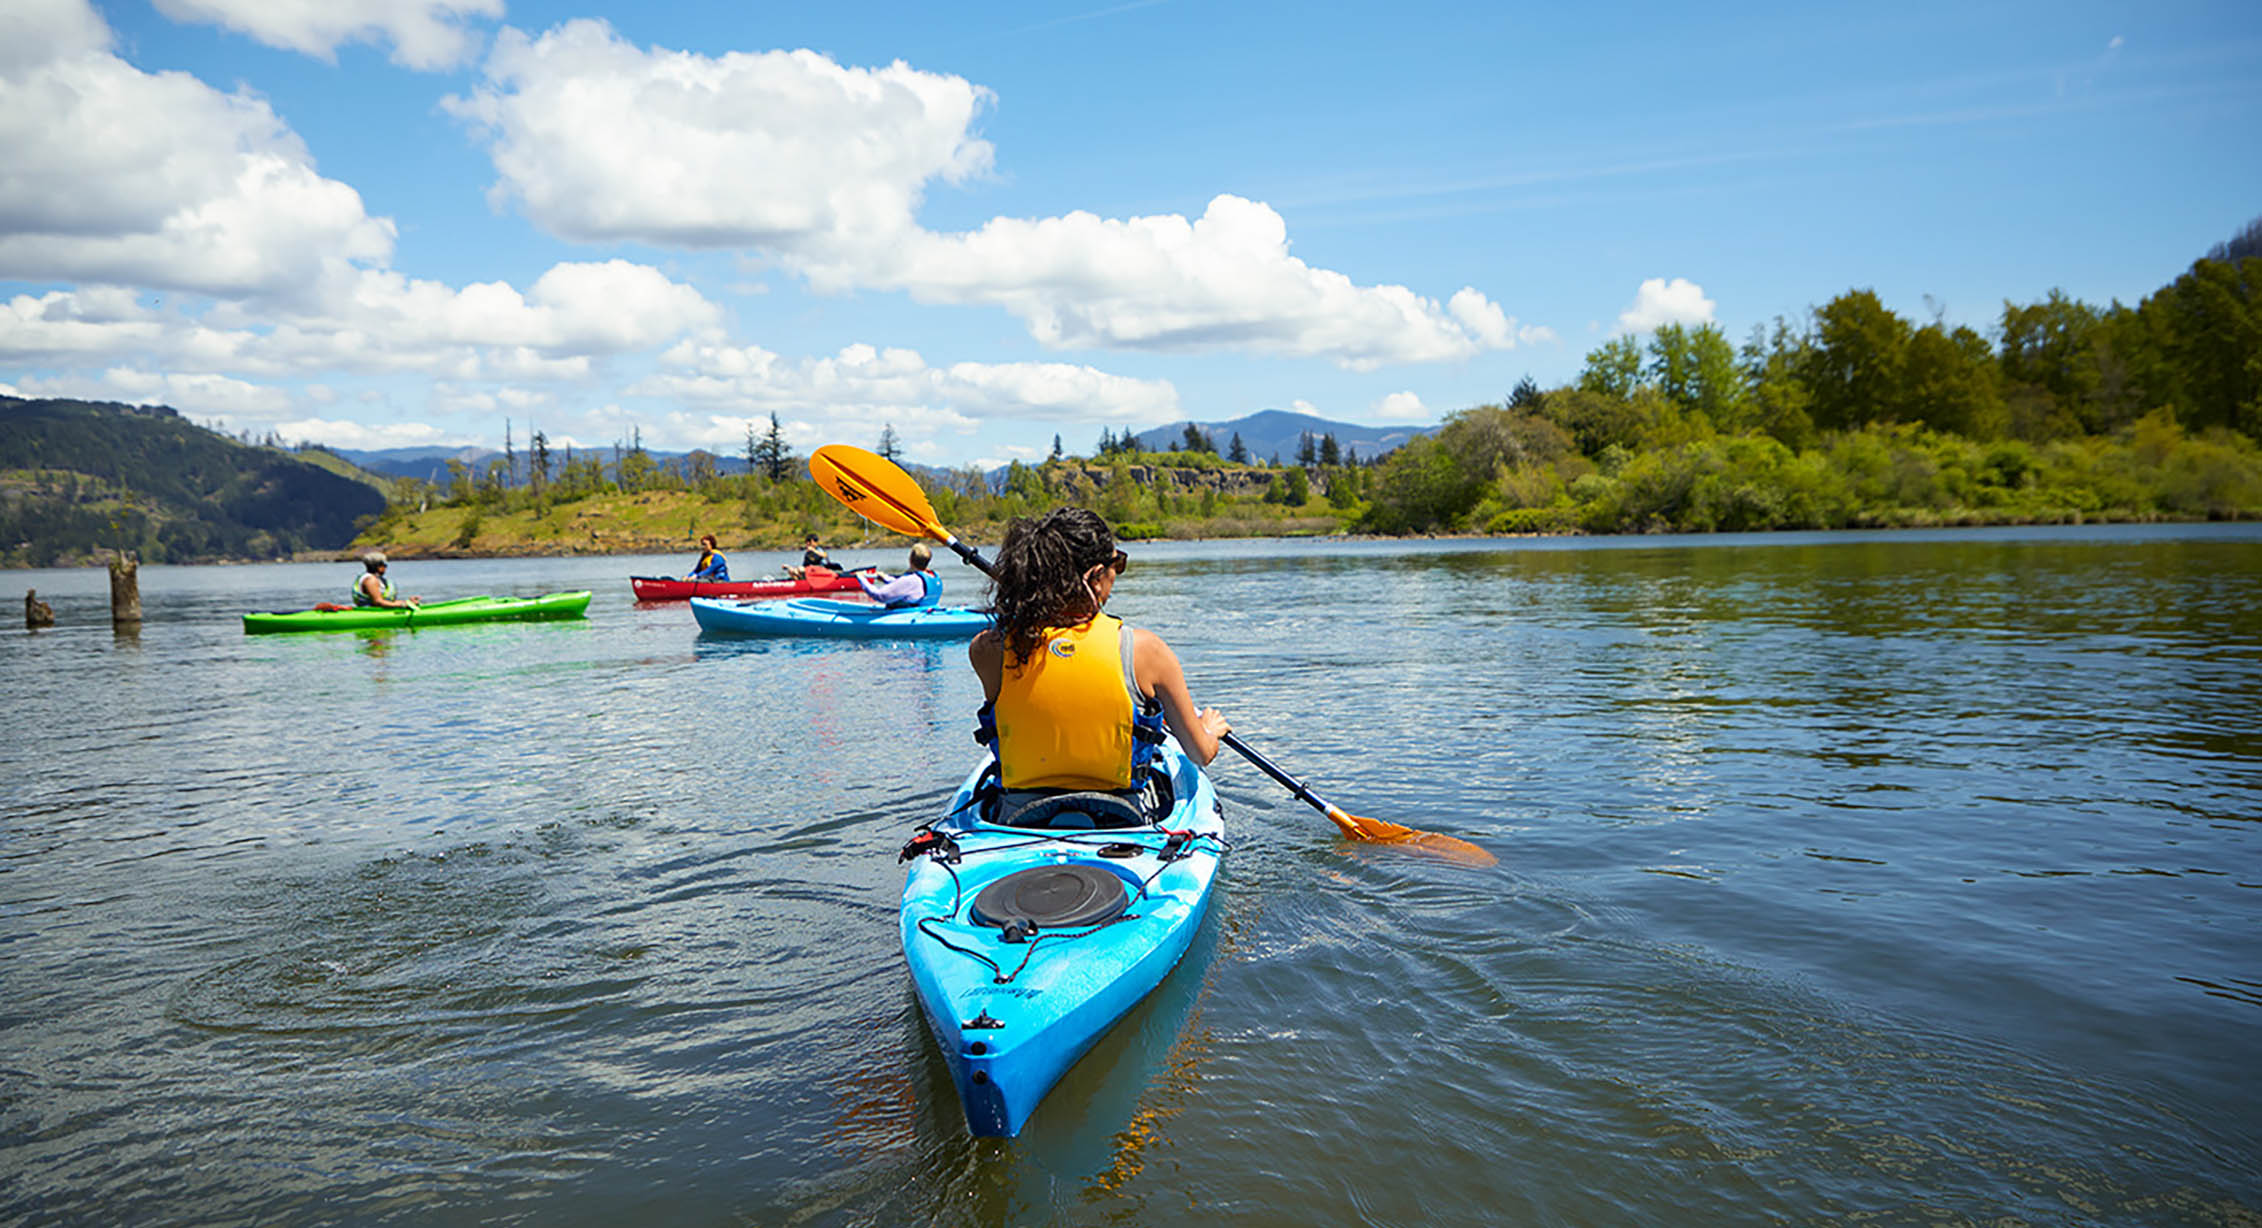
top-left (970, 507), bottom-right (1229, 821)
top-left (685, 533), bottom-right (729, 581)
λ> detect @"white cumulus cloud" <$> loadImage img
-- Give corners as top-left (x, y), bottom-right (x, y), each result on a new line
top-left (446, 22), bottom-right (1527, 368)
top-left (272, 416), bottom-right (458, 449)
top-left (0, 1), bottom-right (395, 304)
top-left (859, 195), bottom-right (1525, 368)
top-left (0, 2), bottom-right (720, 390)
top-left (1, 0), bottom-right (109, 70)
top-left (153, 0), bottom-right (503, 71)
top-left (1616, 277), bottom-right (1716, 334)
top-left (1373, 390), bottom-right (1428, 421)
top-left (639, 340), bottom-right (1180, 437)
top-left (12, 367), bottom-right (298, 419)
top-left (445, 20), bottom-right (994, 248)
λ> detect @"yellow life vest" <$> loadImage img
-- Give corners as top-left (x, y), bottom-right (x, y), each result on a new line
top-left (994, 614), bottom-right (1148, 791)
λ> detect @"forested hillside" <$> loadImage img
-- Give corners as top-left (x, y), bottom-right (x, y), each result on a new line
top-left (0, 397), bottom-right (389, 566)
top-left (1355, 250), bottom-right (2262, 534)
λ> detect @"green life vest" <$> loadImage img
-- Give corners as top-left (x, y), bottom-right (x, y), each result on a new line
top-left (353, 575), bottom-right (396, 607)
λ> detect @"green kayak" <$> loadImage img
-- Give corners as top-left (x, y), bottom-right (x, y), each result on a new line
top-left (243, 591), bottom-right (592, 634)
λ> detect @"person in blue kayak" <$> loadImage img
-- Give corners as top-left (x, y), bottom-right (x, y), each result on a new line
top-left (353, 551), bottom-right (421, 609)
top-left (685, 533), bottom-right (730, 581)
top-left (784, 533), bottom-right (841, 580)
top-left (970, 508), bottom-right (1229, 817)
top-left (856, 543), bottom-right (941, 608)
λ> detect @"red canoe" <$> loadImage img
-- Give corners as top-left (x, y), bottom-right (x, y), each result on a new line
top-left (630, 566), bottom-right (870, 602)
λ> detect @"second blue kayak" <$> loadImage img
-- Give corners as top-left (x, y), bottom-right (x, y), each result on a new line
top-left (688, 596), bottom-right (992, 639)
top-left (900, 738), bottom-right (1227, 1137)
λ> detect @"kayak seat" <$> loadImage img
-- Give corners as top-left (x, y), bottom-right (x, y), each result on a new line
top-left (997, 790), bottom-right (1147, 830)
top-left (964, 761), bottom-right (1175, 829)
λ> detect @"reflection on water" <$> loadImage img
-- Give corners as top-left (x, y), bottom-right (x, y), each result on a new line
top-left (2, 528), bottom-right (2258, 1224)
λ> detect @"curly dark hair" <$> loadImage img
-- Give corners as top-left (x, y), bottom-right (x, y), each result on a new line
top-left (989, 507), bottom-right (1117, 664)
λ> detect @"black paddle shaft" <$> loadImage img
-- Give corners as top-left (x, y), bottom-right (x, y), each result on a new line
top-left (1220, 732), bottom-right (1337, 816)
top-left (946, 538), bottom-right (994, 574)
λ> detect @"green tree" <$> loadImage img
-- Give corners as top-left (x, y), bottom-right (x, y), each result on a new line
top-left (1647, 323), bottom-right (1750, 429)
top-left (2139, 257), bottom-right (2262, 434)
top-left (1283, 466), bottom-right (1310, 504)
top-left (530, 429), bottom-right (551, 495)
top-left (1540, 388), bottom-right (1651, 457)
top-left (1798, 289), bottom-right (1912, 431)
top-left (1228, 432), bottom-right (1249, 464)
top-left (1579, 336), bottom-right (1646, 399)
top-left (1999, 290), bottom-right (2103, 426)
top-left (1901, 323), bottom-right (2005, 437)
top-left (754, 413), bottom-right (793, 481)
top-left (877, 424), bottom-right (902, 461)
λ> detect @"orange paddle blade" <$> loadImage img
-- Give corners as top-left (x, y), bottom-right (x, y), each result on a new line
top-left (809, 445), bottom-right (944, 541)
top-left (1325, 806), bottom-right (1497, 867)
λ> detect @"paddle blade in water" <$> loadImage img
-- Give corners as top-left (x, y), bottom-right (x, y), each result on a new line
top-left (810, 445), bottom-right (943, 540)
top-left (1326, 805), bottom-right (1497, 866)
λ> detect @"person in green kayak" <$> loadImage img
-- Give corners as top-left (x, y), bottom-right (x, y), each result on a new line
top-left (353, 552), bottom-right (421, 609)
top-left (685, 533), bottom-right (730, 581)
top-left (784, 533), bottom-right (842, 580)
top-left (970, 508), bottom-right (1229, 820)
top-left (856, 543), bottom-right (941, 608)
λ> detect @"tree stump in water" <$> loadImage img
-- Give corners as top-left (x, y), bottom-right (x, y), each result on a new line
top-left (26, 589), bottom-right (55, 629)
top-left (108, 551), bottom-right (141, 626)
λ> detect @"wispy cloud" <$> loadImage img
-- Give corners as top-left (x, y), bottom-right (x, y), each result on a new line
top-left (984, 0), bottom-right (1169, 41)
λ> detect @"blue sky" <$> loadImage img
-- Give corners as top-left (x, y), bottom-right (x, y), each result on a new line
top-left (3, 0), bottom-right (2257, 469)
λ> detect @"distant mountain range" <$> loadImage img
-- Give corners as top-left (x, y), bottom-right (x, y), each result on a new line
top-left (330, 444), bottom-right (510, 483)
top-left (339, 408), bottom-right (1431, 491)
top-left (1126, 408), bottom-right (1432, 464)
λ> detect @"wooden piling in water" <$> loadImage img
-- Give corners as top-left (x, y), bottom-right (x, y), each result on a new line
top-left (108, 551), bottom-right (141, 626)
top-left (26, 589), bottom-right (55, 629)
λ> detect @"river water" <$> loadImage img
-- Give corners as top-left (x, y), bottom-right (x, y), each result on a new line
top-left (2, 525), bottom-right (2257, 1226)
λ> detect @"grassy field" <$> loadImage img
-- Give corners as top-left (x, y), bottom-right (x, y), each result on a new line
top-left (355, 489), bottom-right (920, 559)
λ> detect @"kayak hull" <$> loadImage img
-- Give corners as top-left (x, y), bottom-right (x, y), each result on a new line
top-left (630, 569), bottom-right (866, 601)
top-left (243, 591), bottom-right (592, 633)
top-left (689, 596), bottom-right (990, 639)
top-left (901, 739), bottom-right (1225, 1137)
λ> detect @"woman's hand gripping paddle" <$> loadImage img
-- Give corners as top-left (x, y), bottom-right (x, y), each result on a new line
top-left (808, 443), bottom-right (1495, 866)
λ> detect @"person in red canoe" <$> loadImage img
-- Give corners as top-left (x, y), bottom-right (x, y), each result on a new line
top-left (970, 508), bottom-right (1229, 824)
top-left (685, 533), bottom-right (730, 581)
top-left (784, 533), bottom-right (841, 580)
top-left (856, 543), bottom-right (941, 608)
top-left (353, 552), bottom-right (421, 609)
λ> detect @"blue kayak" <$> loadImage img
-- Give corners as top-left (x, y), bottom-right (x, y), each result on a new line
top-left (688, 596), bottom-right (991, 639)
top-left (899, 737), bottom-right (1226, 1137)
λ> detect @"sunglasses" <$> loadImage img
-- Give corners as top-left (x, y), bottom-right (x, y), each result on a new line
top-left (1091, 549), bottom-right (1126, 576)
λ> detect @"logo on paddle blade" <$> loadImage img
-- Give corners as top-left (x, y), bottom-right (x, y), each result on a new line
top-left (829, 476), bottom-right (865, 504)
